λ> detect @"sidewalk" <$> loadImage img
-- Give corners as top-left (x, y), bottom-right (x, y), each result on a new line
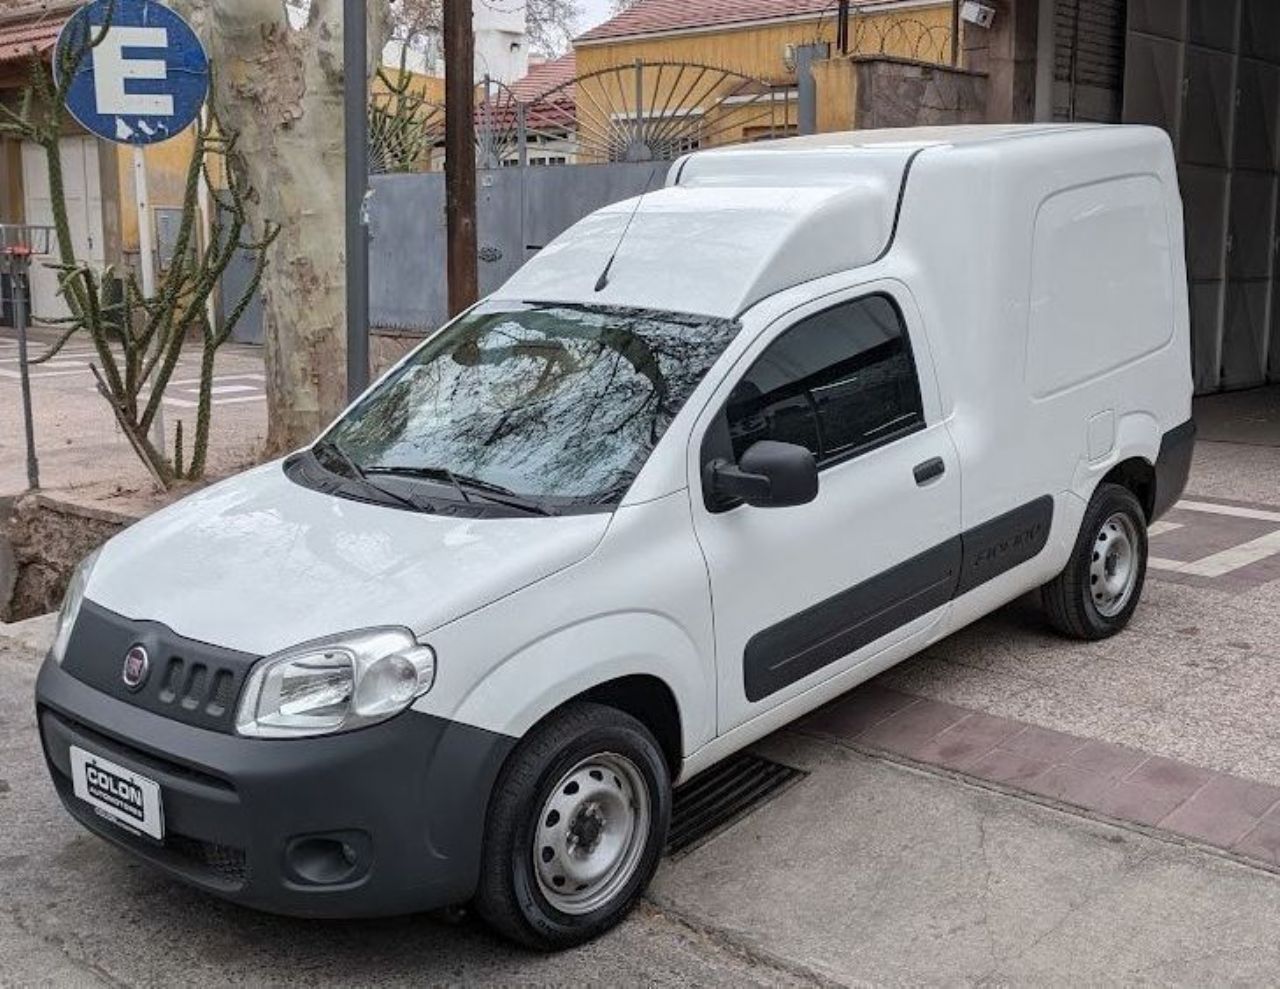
top-left (0, 326), bottom-right (267, 508)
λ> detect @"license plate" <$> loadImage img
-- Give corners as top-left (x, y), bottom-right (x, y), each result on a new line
top-left (70, 746), bottom-right (164, 840)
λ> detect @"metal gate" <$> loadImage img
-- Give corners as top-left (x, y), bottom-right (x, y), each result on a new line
top-left (366, 59), bottom-right (798, 335)
top-left (371, 60), bottom-right (798, 173)
top-left (368, 163), bottom-right (670, 333)
top-left (1125, 0), bottom-right (1280, 392)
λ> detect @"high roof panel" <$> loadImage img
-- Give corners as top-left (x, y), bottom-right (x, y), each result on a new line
top-left (497, 142), bottom-right (916, 318)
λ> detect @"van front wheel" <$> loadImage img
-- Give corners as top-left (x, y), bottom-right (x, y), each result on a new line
top-left (474, 702), bottom-right (671, 950)
top-left (1042, 483), bottom-right (1148, 640)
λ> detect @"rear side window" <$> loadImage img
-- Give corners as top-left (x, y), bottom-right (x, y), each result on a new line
top-left (725, 294), bottom-right (925, 466)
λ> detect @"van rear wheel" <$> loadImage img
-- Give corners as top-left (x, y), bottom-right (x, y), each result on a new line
top-left (474, 702), bottom-right (671, 950)
top-left (1042, 483), bottom-right (1148, 640)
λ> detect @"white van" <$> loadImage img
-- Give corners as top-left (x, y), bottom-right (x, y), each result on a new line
top-left (37, 125), bottom-right (1193, 949)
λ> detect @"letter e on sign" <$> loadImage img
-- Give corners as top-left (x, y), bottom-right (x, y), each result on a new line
top-left (56, 0), bottom-right (209, 147)
top-left (93, 27), bottom-right (175, 118)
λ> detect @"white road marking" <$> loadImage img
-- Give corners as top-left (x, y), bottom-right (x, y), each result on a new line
top-left (168, 372), bottom-right (266, 387)
top-left (0, 352), bottom-right (97, 364)
top-left (202, 395), bottom-right (264, 406)
top-left (1148, 521), bottom-right (1183, 538)
top-left (0, 367), bottom-right (92, 379)
top-left (1147, 501), bottom-right (1280, 578)
top-left (1150, 529), bottom-right (1280, 577)
top-left (158, 394), bottom-right (264, 409)
top-left (1174, 500), bottom-right (1280, 525)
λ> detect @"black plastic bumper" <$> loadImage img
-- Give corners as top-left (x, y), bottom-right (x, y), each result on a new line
top-left (36, 657), bottom-right (515, 918)
top-left (1153, 418), bottom-right (1196, 520)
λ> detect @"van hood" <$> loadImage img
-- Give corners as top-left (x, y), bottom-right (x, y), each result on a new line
top-left (85, 462), bottom-right (612, 656)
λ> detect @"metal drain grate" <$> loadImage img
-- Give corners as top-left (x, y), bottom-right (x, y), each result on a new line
top-left (666, 751), bottom-right (806, 856)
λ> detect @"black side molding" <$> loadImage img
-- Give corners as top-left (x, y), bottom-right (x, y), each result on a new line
top-left (1152, 418), bottom-right (1196, 520)
top-left (743, 495), bottom-right (1056, 703)
top-left (744, 538), bottom-right (961, 703)
top-left (955, 496), bottom-right (1054, 596)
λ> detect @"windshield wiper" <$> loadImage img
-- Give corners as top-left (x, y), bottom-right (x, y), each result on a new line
top-left (313, 440), bottom-right (428, 513)
top-left (363, 465), bottom-right (560, 517)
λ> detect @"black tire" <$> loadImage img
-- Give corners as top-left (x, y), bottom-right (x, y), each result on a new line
top-left (473, 702), bottom-right (672, 951)
top-left (1042, 482), bottom-right (1148, 640)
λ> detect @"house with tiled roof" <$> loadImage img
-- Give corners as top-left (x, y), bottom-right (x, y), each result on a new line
top-left (570, 0), bottom-right (955, 155)
top-left (0, 1), bottom-right (115, 322)
top-left (508, 53), bottom-right (578, 165)
top-left (575, 0), bottom-right (954, 75)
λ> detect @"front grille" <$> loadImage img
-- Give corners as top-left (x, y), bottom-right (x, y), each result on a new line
top-left (62, 601), bottom-right (259, 733)
top-left (157, 657), bottom-right (236, 719)
top-left (49, 765), bottom-right (248, 890)
top-left (667, 752), bottom-right (806, 856)
top-left (42, 707), bottom-right (249, 891)
top-left (168, 835), bottom-right (250, 886)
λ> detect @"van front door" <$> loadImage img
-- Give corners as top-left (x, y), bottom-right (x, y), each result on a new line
top-left (690, 284), bottom-right (961, 734)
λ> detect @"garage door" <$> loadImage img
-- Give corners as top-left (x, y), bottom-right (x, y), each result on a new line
top-left (1125, 0), bottom-right (1280, 393)
top-left (20, 137), bottom-right (106, 324)
top-left (1052, 0), bottom-right (1127, 122)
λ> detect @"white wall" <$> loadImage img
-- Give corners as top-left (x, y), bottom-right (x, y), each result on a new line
top-left (383, 1), bottom-right (529, 85)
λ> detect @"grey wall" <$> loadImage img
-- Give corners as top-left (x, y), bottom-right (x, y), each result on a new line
top-left (1125, 0), bottom-right (1280, 392)
top-left (368, 162), bottom-right (670, 334)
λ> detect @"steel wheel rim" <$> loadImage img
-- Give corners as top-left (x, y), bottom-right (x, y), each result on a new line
top-left (532, 752), bottom-right (651, 916)
top-left (1090, 512), bottom-right (1141, 618)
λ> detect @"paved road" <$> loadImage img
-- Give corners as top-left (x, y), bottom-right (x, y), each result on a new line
top-left (7, 390), bottom-right (1280, 984)
top-left (0, 643), bottom-right (811, 988)
top-left (11, 626), bottom-right (1280, 986)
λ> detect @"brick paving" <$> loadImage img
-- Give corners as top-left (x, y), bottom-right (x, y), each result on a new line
top-left (798, 683), bottom-right (1280, 868)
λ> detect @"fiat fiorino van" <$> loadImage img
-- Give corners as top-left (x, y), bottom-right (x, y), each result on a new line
top-left (37, 125), bottom-right (1194, 949)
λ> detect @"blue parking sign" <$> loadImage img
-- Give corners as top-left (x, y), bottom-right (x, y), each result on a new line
top-left (56, 0), bottom-right (209, 146)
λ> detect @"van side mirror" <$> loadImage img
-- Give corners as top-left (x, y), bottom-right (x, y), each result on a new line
top-left (706, 441), bottom-right (819, 510)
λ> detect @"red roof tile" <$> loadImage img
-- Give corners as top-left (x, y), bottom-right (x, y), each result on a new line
top-left (576, 0), bottom-right (857, 44)
top-left (0, 6), bottom-right (71, 68)
top-left (511, 52), bottom-right (577, 102)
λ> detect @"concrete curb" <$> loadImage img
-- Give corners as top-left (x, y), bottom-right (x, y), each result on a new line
top-left (0, 610), bottom-right (56, 654)
top-left (28, 492), bottom-right (145, 526)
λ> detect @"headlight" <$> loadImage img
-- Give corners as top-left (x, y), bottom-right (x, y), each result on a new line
top-left (50, 548), bottom-right (101, 665)
top-left (235, 628), bottom-right (435, 738)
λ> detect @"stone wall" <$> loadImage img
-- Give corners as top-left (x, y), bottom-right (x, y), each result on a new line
top-left (852, 56), bottom-right (989, 129)
top-left (0, 496), bottom-right (133, 623)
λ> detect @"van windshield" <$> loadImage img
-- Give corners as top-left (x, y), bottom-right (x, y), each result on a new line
top-left (319, 302), bottom-right (741, 513)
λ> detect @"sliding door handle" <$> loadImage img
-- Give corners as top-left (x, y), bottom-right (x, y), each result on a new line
top-left (913, 457), bottom-right (946, 485)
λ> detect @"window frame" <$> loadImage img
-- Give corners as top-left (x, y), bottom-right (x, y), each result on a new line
top-left (698, 291), bottom-right (929, 511)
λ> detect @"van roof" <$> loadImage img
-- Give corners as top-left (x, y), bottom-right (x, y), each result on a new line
top-left (494, 124), bottom-right (1126, 319)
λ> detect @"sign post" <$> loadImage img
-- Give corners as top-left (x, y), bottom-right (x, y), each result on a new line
top-left (56, 0), bottom-right (210, 456)
top-left (344, 0), bottom-right (370, 400)
top-left (2, 226), bottom-right (54, 491)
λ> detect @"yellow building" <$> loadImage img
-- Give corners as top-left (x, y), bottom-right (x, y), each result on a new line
top-left (568, 0), bottom-right (955, 160)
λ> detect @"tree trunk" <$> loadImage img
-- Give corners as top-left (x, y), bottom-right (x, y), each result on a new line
top-left (173, 0), bottom-right (386, 453)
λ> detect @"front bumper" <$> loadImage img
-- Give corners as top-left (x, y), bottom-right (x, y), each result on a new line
top-left (36, 657), bottom-right (515, 918)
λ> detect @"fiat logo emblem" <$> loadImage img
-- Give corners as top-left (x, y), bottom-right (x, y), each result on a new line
top-left (121, 645), bottom-right (150, 691)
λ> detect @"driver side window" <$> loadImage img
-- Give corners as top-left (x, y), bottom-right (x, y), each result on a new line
top-left (725, 294), bottom-right (926, 467)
